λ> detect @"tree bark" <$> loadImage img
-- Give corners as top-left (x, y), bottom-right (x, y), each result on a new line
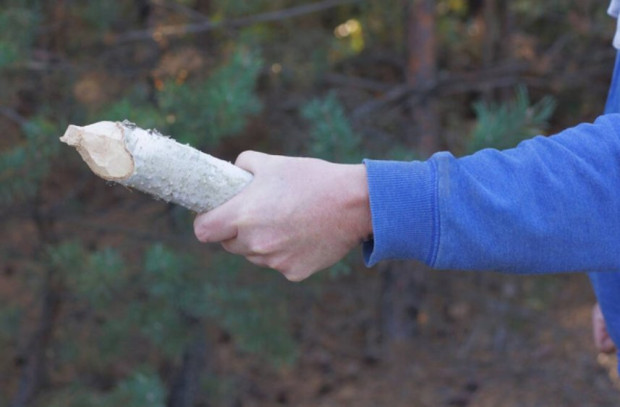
top-left (167, 322), bottom-right (209, 407)
top-left (406, 0), bottom-right (440, 156)
top-left (60, 121), bottom-right (252, 213)
top-left (380, 262), bottom-right (427, 341)
top-left (379, 0), bottom-right (439, 346)
top-left (481, 0), bottom-right (514, 100)
top-left (10, 271), bottom-right (60, 407)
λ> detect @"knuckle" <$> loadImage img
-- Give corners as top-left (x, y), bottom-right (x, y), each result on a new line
top-left (275, 261), bottom-right (310, 283)
top-left (246, 233), bottom-right (279, 256)
top-left (284, 273), bottom-right (306, 283)
top-left (193, 224), bottom-right (209, 243)
top-left (250, 241), bottom-right (273, 257)
top-left (236, 205), bottom-right (255, 227)
top-left (193, 215), bottom-right (213, 242)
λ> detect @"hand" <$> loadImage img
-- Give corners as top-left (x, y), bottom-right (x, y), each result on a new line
top-left (592, 303), bottom-right (616, 353)
top-left (193, 151), bottom-right (372, 282)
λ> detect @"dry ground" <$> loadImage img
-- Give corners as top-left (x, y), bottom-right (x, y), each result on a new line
top-left (215, 268), bottom-right (620, 406)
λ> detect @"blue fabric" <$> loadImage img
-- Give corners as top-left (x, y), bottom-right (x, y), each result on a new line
top-left (364, 115), bottom-right (620, 272)
top-left (587, 51), bottom-right (620, 358)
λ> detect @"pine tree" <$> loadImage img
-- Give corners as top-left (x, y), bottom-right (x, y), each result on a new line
top-left (467, 85), bottom-right (557, 153)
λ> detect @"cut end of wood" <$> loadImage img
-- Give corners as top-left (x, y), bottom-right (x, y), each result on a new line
top-left (61, 120), bottom-right (252, 212)
top-left (60, 121), bottom-right (135, 180)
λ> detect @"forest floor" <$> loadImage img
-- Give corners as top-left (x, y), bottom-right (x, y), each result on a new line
top-left (3, 180), bottom-right (619, 406)
top-left (213, 266), bottom-right (620, 407)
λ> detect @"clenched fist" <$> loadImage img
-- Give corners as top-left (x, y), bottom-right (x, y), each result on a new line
top-left (194, 151), bottom-right (372, 282)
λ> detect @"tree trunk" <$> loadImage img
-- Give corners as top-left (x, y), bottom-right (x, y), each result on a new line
top-left (406, 0), bottom-right (440, 156)
top-left (10, 195), bottom-right (63, 407)
top-left (380, 262), bottom-right (427, 341)
top-left (481, 0), bottom-right (513, 100)
top-left (10, 272), bottom-right (60, 407)
top-left (167, 322), bottom-right (209, 407)
top-left (379, 0), bottom-right (439, 346)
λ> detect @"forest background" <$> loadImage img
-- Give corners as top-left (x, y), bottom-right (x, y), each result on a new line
top-left (1, 0), bottom-right (620, 406)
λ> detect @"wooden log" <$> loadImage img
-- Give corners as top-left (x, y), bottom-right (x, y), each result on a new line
top-left (60, 120), bottom-right (252, 212)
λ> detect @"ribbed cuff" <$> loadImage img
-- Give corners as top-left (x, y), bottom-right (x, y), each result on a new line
top-left (362, 159), bottom-right (438, 267)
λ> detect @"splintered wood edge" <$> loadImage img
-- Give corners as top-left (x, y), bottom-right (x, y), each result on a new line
top-left (60, 121), bottom-right (135, 180)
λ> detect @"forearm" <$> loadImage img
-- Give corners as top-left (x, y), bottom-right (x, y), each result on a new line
top-left (365, 114), bottom-right (620, 273)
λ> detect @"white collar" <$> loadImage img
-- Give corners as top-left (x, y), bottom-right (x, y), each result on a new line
top-left (610, 0), bottom-right (620, 48)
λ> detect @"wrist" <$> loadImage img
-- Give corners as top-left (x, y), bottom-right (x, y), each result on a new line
top-left (338, 163), bottom-right (373, 244)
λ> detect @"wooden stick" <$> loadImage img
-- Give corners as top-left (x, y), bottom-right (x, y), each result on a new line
top-left (60, 121), bottom-right (252, 213)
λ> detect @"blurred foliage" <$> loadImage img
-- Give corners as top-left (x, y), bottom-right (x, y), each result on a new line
top-left (302, 92), bottom-right (362, 163)
top-left (43, 369), bottom-right (166, 407)
top-left (0, 303), bottom-right (20, 347)
top-left (159, 49), bottom-right (264, 146)
top-left (0, 0), bottom-right (614, 404)
top-left (0, 3), bottom-right (39, 69)
top-left (49, 242), bottom-right (126, 309)
top-left (101, 49), bottom-right (263, 147)
top-left (78, 2), bottom-right (122, 32)
top-left (467, 86), bottom-right (557, 153)
top-left (104, 370), bottom-right (167, 407)
top-left (0, 117), bottom-right (62, 206)
top-left (49, 239), bottom-right (295, 355)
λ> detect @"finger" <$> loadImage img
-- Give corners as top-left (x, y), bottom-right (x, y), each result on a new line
top-left (235, 150), bottom-right (270, 173)
top-left (593, 304), bottom-right (604, 346)
top-left (193, 205), bottom-right (238, 243)
top-left (221, 238), bottom-right (255, 256)
top-left (593, 304), bottom-right (616, 353)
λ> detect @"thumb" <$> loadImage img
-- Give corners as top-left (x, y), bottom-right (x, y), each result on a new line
top-left (235, 150), bottom-right (270, 173)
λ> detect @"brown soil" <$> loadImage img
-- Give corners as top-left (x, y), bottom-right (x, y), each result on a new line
top-left (214, 269), bottom-right (620, 406)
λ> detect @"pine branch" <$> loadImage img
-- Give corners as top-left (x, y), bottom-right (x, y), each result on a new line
top-left (0, 107), bottom-right (27, 126)
top-left (114, 0), bottom-right (364, 43)
top-left (322, 72), bottom-right (392, 93)
top-left (150, 0), bottom-right (210, 22)
top-left (351, 62), bottom-right (532, 120)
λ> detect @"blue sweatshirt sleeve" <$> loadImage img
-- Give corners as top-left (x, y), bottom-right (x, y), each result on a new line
top-left (363, 114), bottom-right (620, 273)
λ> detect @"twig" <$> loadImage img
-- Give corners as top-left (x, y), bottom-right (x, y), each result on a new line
top-left (114, 0), bottom-right (364, 43)
top-left (150, 0), bottom-right (209, 22)
top-left (322, 72), bottom-right (393, 93)
top-left (351, 62), bottom-right (532, 120)
top-left (352, 79), bottom-right (437, 120)
top-left (0, 107), bottom-right (27, 126)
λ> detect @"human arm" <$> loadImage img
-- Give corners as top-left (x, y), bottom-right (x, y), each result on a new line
top-left (365, 114), bottom-right (620, 273)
